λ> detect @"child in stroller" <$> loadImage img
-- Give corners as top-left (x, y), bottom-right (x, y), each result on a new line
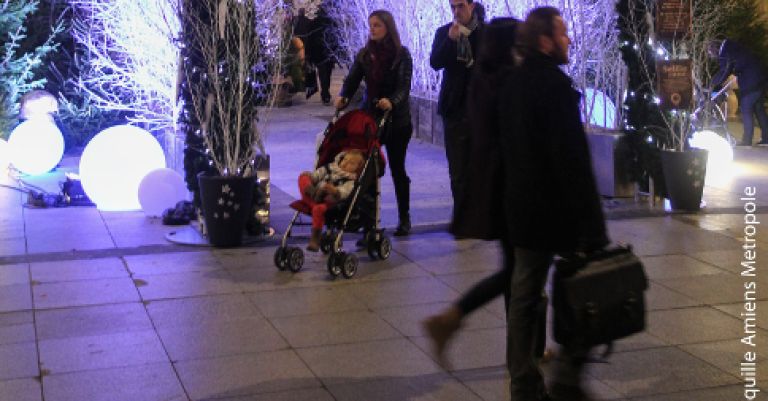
top-left (299, 150), bottom-right (365, 251)
top-left (274, 109), bottom-right (393, 279)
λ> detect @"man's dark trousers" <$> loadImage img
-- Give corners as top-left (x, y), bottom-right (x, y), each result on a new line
top-left (443, 114), bottom-right (472, 206)
top-left (740, 88), bottom-right (768, 144)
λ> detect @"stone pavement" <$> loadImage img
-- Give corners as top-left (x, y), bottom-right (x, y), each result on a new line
top-left (1, 93), bottom-right (768, 401)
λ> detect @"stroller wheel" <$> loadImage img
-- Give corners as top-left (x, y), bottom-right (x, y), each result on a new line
top-left (274, 247), bottom-right (288, 270)
top-left (327, 252), bottom-right (342, 277)
top-left (341, 253), bottom-right (359, 279)
top-left (376, 236), bottom-right (392, 260)
top-left (287, 247), bottom-right (304, 272)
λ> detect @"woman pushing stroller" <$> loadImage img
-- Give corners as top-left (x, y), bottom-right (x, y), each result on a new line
top-left (335, 9), bottom-right (414, 237)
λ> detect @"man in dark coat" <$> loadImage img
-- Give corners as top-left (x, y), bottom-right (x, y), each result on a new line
top-left (430, 0), bottom-right (483, 208)
top-left (307, 5), bottom-right (337, 105)
top-left (499, 7), bottom-right (608, 401)
top-left (709, 39), bottom-right (768, 146)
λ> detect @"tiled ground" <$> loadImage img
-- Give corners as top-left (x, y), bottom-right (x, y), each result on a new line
top-left (2, 92), bottom-right (768, 400)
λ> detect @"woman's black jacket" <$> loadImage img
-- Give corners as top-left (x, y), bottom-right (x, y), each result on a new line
top-left (339, 46), bottom-right (413, 129)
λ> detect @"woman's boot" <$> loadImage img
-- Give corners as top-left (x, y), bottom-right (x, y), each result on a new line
top-left (394, 179), bottom-right (411, 236)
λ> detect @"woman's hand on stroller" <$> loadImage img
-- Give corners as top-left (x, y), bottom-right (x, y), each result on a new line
top-left (334, 97), bottom-right (349, 110)
top-left (376, 98), bottom-right (393, 111)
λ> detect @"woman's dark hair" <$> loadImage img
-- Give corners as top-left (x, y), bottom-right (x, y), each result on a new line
top-left (518, 6), bottom-right (561, 52)
top-left (367, 10), bottom-right (402, 53)
top-left (477, 17), bottom-right (519, 73)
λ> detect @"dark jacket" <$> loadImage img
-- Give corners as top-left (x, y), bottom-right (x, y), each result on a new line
top-left (450, 65), bottom-right (509, 240)
top-left (339, 46), bottom-right (413, 128)
top-left (430, 23), bottom-right (482, 117)
top-left (497, 52), bottom-right (608, 252)
top-left (712, 39), bottom-right (767, 94)
top-left (306, 8), bottom-right (336, 65)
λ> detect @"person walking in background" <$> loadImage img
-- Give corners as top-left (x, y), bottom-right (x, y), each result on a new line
top-left (308, 3), bottom-right (337, 105)
top-left (499, 7), bottom-right (609, 401)
top-left (335, 9), bottom-right (414, 236)
top-left (708, 39), bottom-right (768, 146)
top-left (430, 0), bottom-right (484, 210)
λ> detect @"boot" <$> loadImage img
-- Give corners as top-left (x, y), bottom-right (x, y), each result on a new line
top-left (307, 228), bottom-right (321, 252)
top-left (394, 178), bottom-right (410, 236)
top-left (422, 306), bottom-right (463, 369)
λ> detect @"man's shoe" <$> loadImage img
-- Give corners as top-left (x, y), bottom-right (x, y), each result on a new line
top-left (306, 86), bottom-right (318, 99)
top-left (756, 141), bottom-right (768, 146)
top-left (394, 219), bottom-right (411, 236)
top-left (736, 141), bottom-right (752, 147)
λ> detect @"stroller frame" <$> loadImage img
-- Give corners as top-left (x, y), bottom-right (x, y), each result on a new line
top-left (274, 110), bottom-right (392, 279)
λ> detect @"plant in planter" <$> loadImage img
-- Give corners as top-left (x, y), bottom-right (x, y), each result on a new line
top-left (177, 0), bottom-right (285, 246)
top-left (617, 0), bottom-right (728, 211)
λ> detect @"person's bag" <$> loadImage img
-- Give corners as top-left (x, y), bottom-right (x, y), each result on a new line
top-left (552, 244), bottom-right (648, 355)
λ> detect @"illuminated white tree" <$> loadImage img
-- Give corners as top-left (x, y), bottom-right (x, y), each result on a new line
top-left (69, 0), bottom-right (180, 133)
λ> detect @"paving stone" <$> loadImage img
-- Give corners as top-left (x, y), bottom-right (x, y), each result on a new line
top-left (0, 342), bottom-right (38, 380)
top-left (639, 254), bottom-right (725, 280)
top-left (38, 330), bottom-right (168, 374)
top-left (0, 263), bottom-right (29, 285)
top-left (295, 338), bottom-right (442, 385)
top-left (645, 281), bottom-right (702, 311)
top-left (30, 258), bottom-right (128, 282)
top-left (249, 286), bottom-right (365, 318)
top-left (146, 293), bottom-right (262, 328)
top-left (124, 251), bottom-right (222, 276)
top-left (0, 311), bottom-right (34, 345)
top-left (134, 270), bottom-right (242, 300)
top-left (33, 277), bottom-right (140, 309)
top-left (681, 338), bottom-right (767, 381)
top-left (715, 301), bottom-right (768, 330)
top-left (42, 363), bottom-right (186, 401)
top-left (588, 346), bottom-right (739, 397)
top-left (657, 273), bottom-right (763, 304)
top-left (0, 378), bottom-right (42, 401)
top-left (647, 307), bottom-right (744, 345)
top-left (210, 387), bottom-right (335, 401)
top-left (271, 310), bottom-right (400, 348)
top-left (175, 350), bottom-right (319, 400)
top-left (347, 277), bottom-right (459, 309)
top-left (326, 373), bottom-right (482, 401)
top-left (631, 384), bottom-right (768, 401)
top-left (36, 303), bottom-right (154, 340)
top-left (158, 318), bottom-right (287, 361)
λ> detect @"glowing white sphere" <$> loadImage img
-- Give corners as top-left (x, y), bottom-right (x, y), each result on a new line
top-left (79, 125), bottom-right (166, 211)
top-left (8, 120), bottom-right (64, 175)
top-left (138, 168), bottom-right (188, 217)
top-left (0, 139), bottom-right (10, 171)
top-left (689, 130), bottom-right (734, 186)
top-left (583, 88), bottom-right (617, 129)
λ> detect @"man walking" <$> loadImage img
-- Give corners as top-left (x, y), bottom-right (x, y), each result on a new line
top-left (430, 0), bottom-right (483, 207)
top-left (499, 7), bottom-right (608, 401)
top-left (708, 39), bottom-right (768, 146)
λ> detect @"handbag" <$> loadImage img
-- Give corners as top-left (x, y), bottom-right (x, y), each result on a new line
top-left (552, 244), bottom-right (648, 354)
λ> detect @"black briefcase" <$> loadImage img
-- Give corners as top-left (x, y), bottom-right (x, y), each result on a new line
top-left (552, 245), bottom-right (648, 349)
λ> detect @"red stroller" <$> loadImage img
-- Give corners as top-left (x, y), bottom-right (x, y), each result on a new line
top-left (274, 109), bottom-right (392, 279)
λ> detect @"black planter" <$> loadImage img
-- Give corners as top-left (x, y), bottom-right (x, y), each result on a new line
top-left (660, 149), bottom-right (708, 212)
top-left (198, 174), bottom-right (255, 247)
